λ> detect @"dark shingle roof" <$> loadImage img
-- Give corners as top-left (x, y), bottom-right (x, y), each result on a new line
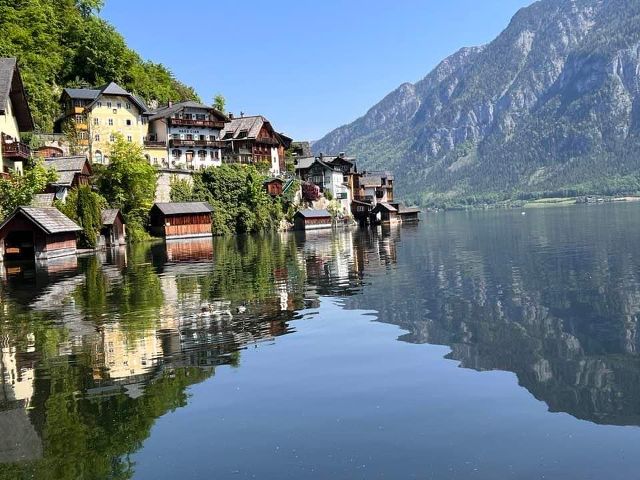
top-left (0, 207), bottom-right (81, 235)
top-left (63, 82), bottom-right (150, 114)
top-left (62, 88), bottom-right (101, 100)
top-left (295, 209), bottom-right (332, 218)
top-left (0, 58), bottom-right (34, 131)
top-left (398, 205), bottom-right (421, 214)
top-left (44, 156), bottom-right (88, 172)
top-left (374, 203), bottom-right (398, 212)
top-left (101, 209), bottom-right (121, 225)
top-left (149, 101), bottom-right (228, 122)
top-left (152, 202), bottom-right (214, 215)
top-left (220, 116), bottom-right (277, 141)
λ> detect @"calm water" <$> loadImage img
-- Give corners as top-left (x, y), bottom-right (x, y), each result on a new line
top-left (2, 203), bottom-right (640, 479)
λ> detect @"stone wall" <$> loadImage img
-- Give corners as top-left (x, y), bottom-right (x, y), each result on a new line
top-left (155, 169), bottom-right (193, 203)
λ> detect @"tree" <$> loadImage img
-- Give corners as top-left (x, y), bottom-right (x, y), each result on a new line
top-left (96, 134), bottom-right (158, 241)
top-left (0, 161), bottom-right (58, 219)
top-left (56, 185), bottom-right (106, 248)
top-left (213, 94), bottom-right (226, 113)
top-left (75, 0), bottom-right (104, 18)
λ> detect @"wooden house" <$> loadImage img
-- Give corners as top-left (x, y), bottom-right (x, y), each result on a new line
top-left (293, 210), bottom-right (332, 231)
top-left (43, 156), bottom-right (93, 202)
top-left (0, 207), bottom-right (81, 261)
top-left (150, 202), bottom-right (214, 239)
top-left (398, 205), bottom-right (421, 223)
top-left (264, 178), bottom-right (284, 196)
top-left (371, 203), bottom-right (398, 224)
top-left (100, 209), bottom-right (126, 247)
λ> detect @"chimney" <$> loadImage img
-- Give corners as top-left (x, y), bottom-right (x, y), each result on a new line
top-left (339, 152), bottom-right (345, 159)
top-left (319, 152), bottom-right (324, 160)
top-left (240, 111), bottom-right (245, 118)
top-left (229, 112), bottom-right (234, 119)
top-left (167, 100), bottom-right (172, 107)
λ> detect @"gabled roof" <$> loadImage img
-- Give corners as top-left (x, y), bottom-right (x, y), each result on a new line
top-left (294, 209), bottom-right (332, 218)
top-left (44, 156), bottom-right (90, 173)
top-left (149, 101), bottom-right (229, 122)
top-left (0, 207), bottom-right (81, 235)
top-left (373, 203), bottom-right (398, 213)
top-left (0, 58), bottom-right (34, 131)
top-left (62, 82), bottom-right (150, 114)
top-left (220, 115), bottom-right (280, 142)
top-left (62, 87), bottom-right (101, 101)
top-left (101, 209), bottom-right (122, 225)
top-left (151, 202), bottom-right (214, 215)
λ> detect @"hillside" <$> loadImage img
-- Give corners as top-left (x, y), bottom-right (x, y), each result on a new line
top-left (313, 0), bottom-right (640, 207)
top-left (0, 0), bottom-right (200, 132)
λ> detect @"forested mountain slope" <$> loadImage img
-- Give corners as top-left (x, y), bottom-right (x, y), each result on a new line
top-left (313, 0), bottom-right (640, 206)
top-left (0, 0), bottom-right (199, 132)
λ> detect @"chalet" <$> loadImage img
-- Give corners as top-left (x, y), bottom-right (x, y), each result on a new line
top-left (43, 156), bottom-right (93, 202)
top-left (264, 178), bottom-right (284, 196)
top-left (0, 207), bottom-right (81, 261)
top-left (293, 210), bottom-right (332, 231)
top-left (371, 202), bottom-right (398, 224)
top-left (0, 58), bottom-right (35, 176)
top-left (101, 209), bottom-right (126, 247)
top-left (147, 101), bottom-right (228, 170)
top-left (356, 171), bottom-right (394, 206)
top-left (150, 202), bottom-right (214, 239)
top-left (219, 115), bottom-right (287, 174)
top-left (295, 156), bottom-right (352, 215)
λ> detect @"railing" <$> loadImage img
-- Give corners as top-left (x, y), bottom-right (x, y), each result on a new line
top-left (355, 195), bottom-right (374, 203)
top-left (169, 118), bottom-right (225, 128)
top-left (2, 140), bottom-right (31, 160)
top-left (144, 140), bottom-right (167, 148)
top-left (170, 139), bottom-right (226, 148)
top-left (256, 136), bottom-right (279, 146)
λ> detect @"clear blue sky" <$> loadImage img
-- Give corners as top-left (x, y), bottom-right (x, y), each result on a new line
top-left (102, 0), bottom-right (534, 141)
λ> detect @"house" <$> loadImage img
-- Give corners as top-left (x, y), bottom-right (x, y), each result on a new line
top-left (150, 202), bottom-right (214, 239)
top-left (371, 202), bottom-right (398, 224)
top-left (397, 205), bottom-right (421, 223)
top-left (291, 141), bottom-right (312, 158)
top-left (219, 115), bottom-right (287, 174)
top-left (101, 209), bottom-right (126, 247)
top-left (43, 156), bottom-right (93, 202)
top-left (0, 207), bottom-right (81, 261)
top-left (146, 101), bottom-right (228, 170)
top-left (264, 178), bottom-right (284, 196)
top-left (55, 82), bottom-right (151, 164)
top-left (0, 58), bottom-right (35, 176)
top-left (295, 156), bottom-right (352, 215)
top-left (293, 210), bottom-right (332, 231)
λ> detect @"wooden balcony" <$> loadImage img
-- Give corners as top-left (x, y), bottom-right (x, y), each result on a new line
top-left (256, 136), bottom-right (279, 146)
top-left (144, 140), bottom-right (167, 148)
top-left (169, 118), bottom-right (225, 128)
top-left (170, 139), bottom-right (226, 148)
top-left (354, 195), bottom-right (374, 203)
top-left (2, 139), bottom-right (31, 160)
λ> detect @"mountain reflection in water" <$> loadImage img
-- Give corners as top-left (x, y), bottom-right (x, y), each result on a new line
top-left (1, 204), bottom-right (640, 478)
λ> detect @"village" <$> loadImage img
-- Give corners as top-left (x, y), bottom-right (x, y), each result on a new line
top-left (0, 57), bottom-right (420, 265)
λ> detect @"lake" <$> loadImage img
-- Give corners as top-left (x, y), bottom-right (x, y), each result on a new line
top-left (2, 203), bottom-right (640, 479)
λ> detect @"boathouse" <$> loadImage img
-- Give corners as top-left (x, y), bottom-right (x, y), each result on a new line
top-left (293, 209), bottom-right (332, 231)
top-left (264, 178), bottom-right (284, 197)
top-left (398, 205), bottom-right (421, 223)
top-left (0, 207), bottom-right (81, 261)
top-left (100, 209), bottom-right (126, 247)
top-left (372, 203), bottom-right (398, 224)
top-left (150, 202), bottom-right (214, 239)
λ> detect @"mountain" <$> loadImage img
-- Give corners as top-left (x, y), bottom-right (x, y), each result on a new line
top-left (313, 0), bottom-right (640, 206)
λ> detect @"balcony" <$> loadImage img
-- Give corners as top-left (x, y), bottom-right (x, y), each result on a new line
top-left (2, 138), bottom-right (31, 160)
top-left (169, 118), bottom-right (225, 128)
top-left (354, 195), bottom-right (374, 203)
top-left (256, 136), bottom-right (279, 146)
top-left (170, 139), bottom-right (226, 148)
top-left (144, 140), bottom-right (167, 148)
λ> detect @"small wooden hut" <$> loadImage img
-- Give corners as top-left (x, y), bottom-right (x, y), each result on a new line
top-left (293, 210), bottom-right (332, 230)
top-left (100, 209), bottom-right (126, 247)
top-left (371, 202), bottom-right (398, 224)
top-left (0, 207), bottom-right (81, 261)
top-left (150, 202), bottom-right (214, 239)
top-left (398, 205), bottom-right (421, 223)
top-left (264, 178), bottom-right (284, 196)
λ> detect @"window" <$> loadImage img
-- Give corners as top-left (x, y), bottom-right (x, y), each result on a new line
top-left (127, 135), bottom-right (132, 142)
top-left (126, 102), bottom-right (131, 109)
top-left (117, 102), bottom-right (122, 109)
top-left (112, 109), bottom-right (117, 114)
top-left (196, 114), bottom-right (205, 120)
top-left (214, 151), bottom-right (219, 159)
top-left (172, 134), bottom-right (180, 140)
top-left (184, 113), bottom-right (192, 120)
top-left (198, 150), bottom-right (207, 159)
top-left (95, 150), bottom-right (103, 163)
top-left (97, 101), bottom-right (102, 108)
top-left (94, 134), bottom-right (100, 141)
top-left (126, 119), bottom-right (132, 126)
top-left (79, 131), bottom-right (87, 140)
top-left (75, 100), bottom-right (83, 107)
top-left (93, 117), bottom-right (99, 126)
top-left (109, 134), bottom-right (116, 142)
top-left (75, 115), bottom-right (84, 124)
top-left (172, 149), bottom-right (181, 158)
top-left (107, 101), bottom-right (112, 108)
top-left (357, 206), bottom-right (365, 212)
top-left (108, 118), bottom-right (114, 126)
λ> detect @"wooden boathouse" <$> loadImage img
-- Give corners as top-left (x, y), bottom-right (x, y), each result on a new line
top-left (100, 209), bottom-right (126, 247)
top-left (293, 209), bottom-right (332, 230)
top-left (150, 202), bottom-right (214, 239)
top-left (371, 203), bottom-right (398, 224)
top-left (0, 207), bottom-right (81, 261)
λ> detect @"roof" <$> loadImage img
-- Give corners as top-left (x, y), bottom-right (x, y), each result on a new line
top-left (30, 193), bottom-right (55, 207)
top-left (295, 209), bottom-right (332, 218)
top-left (373, 203), bottom-right (398, 212)
top-left (294, 156), bottom-right (317, 170)
top-left (63, 82), bottom-right (150, 114)
top-left (359, 176), bottom-right (383, 187)
top-left (263, 178), bottom-right (284, 184)
top-left (220, 115), bottom-right (278, 142)
top-left (152, 202), bottom-right (214, 215)
top-left (0, 58), bottom-right (34, 131)
top-left (50, 171), bottom-right (76, 187)
top-left (101, 209), bottom-right (121, 225)
top-left (0, 207), bottom-right (81, 235)
top-left (44, 156), bottom-right (88, 172)
top-left (62, 87), bottom-right (101, 100)
top-left (398, 206), bottom-right (421, 214)
top-left (149, 101), bottom-right (228, 122)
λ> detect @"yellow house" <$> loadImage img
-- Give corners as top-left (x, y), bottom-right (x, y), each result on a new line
top-left (56, 82), bottom-right (153, 164)
top-left (0, 58), bottom-right (34, 176)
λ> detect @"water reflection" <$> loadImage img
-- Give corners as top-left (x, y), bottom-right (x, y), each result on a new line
top-left (2, 205), bottom-right (640, 477)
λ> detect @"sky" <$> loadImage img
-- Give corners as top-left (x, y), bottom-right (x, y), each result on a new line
top-left (102, 0), bottom-right (534, 141)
